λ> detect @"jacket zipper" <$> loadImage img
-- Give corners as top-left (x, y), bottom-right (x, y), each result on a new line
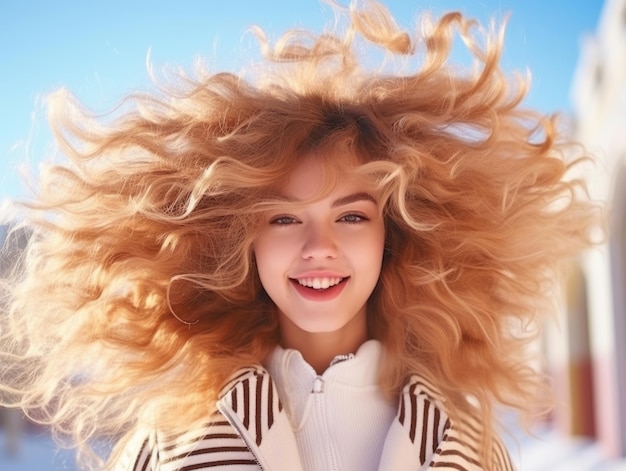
top-left (311, 376), bottom-right (339, 471)
top-left (217, 401), bottom-right (267, 471)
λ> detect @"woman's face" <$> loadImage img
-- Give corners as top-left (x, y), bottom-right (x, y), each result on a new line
top-left (253, 154), bottom-right (385, 346)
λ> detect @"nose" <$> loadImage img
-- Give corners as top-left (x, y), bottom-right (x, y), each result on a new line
top-left (301, 223), bottom-right (337, 260)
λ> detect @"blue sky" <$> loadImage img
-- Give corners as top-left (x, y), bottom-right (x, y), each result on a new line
top-left (0, 1), bottom-right (603, 203)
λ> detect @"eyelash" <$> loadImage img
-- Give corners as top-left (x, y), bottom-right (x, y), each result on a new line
top-left (269, 214), bottom-right (299, 225)
top-left (338, 213), bottom-right (369, 224)
top-left (269, 213), bottom-right (369, 225)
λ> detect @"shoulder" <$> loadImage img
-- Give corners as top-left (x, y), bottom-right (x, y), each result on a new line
top-left (161, 417), bottom-right (260, 470)
top-left (112, 417), bottom-right (259, 471)
top-left (218, 364), bottom-right (274, 400)
top-left (217, 364), bottom-right (284, 438)
top-left (429, 412), bottom-right (515, 471)
top-left (112, 366), bottom-right (276, 471)
top-left (392, 375), bottom-right (516, 471)
top-left (112, 366), bottom-right (269, 471)
top-left (383, 375), bottom-right (452, 468)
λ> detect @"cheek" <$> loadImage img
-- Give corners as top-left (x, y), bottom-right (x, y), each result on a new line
top-left (369, 221), bottom-right (386, 253)
top-left (253, 238), bottom-right (270, 272)
top-left (368, 225), bottom-right (386, 272)
top-left (347, 230), bottom-right (385, 271)
top-left (253, 235), bottom-right (283, 283)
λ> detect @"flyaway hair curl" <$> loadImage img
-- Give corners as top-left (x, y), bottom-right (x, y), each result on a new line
top-left (0, 1), bottom-right (601, 469)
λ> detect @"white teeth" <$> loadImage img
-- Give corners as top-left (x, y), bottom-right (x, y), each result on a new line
top-left (297, 277), bottom-right (343, 290)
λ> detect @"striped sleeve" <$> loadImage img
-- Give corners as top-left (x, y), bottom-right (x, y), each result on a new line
top-left (114, 429), bottom-right (158, 471)
top-left (223, 370), bottom-right (283, 447)
top-left (114, 416), bottom-right (261, 471)
top-left (158, 417), bottom-right (259, 471)
top-left (397, 381), bottom-right (451, 464)
top-left (429, 414), bottom-right (516, 471)
top-left (390, 375), bottom-right (516, 470)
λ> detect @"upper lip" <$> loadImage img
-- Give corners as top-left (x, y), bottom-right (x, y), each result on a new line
top-left (289, 271), bottom-right (347, 280)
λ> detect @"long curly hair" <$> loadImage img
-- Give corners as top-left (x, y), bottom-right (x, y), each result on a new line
top-left (0, 1), bottom-right (600, 469)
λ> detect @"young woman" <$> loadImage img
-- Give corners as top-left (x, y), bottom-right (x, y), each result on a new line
top-left (0, 1), bottom-right (600, 470)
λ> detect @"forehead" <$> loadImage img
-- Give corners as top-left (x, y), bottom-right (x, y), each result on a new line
top-left (282, 152), bottom-right (370, 201)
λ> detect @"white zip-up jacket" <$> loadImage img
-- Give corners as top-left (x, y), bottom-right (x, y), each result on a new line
top-left (117, 365), bottom-right (515, 471)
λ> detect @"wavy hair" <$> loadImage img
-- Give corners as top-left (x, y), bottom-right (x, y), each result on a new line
top-left (0, 1), bottom-right (600, 468)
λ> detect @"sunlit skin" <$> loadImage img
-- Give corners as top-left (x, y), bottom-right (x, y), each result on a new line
top-left (254, 154), bottom-right (385, 373)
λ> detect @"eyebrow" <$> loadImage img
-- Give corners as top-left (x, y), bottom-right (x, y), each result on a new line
top-left (271, 192), bottom-right (377, 206)
top-left (331, 192), bottom-right (378, 207)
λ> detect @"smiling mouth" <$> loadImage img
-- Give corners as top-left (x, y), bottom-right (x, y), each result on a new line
top-left (293, 277), bottom-right (347, 290)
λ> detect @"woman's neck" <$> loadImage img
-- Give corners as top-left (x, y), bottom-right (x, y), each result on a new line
top-left (279, 316), bottom-right (368, 374)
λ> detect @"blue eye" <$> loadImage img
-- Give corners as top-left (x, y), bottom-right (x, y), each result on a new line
top-left (339, 213), bottom-right (367, 224)
top-left (270, 215), bottom-right (299, 225)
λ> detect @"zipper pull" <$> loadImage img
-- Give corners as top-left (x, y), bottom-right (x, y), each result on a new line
top-left (312, 376), bottom-right (325, 393)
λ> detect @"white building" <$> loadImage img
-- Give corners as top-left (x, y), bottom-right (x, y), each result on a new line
top-left (557, 0), bottom-right (626, 459)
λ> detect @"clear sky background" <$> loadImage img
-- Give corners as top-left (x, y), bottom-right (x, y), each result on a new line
top-left (0, 0), bottom-right (604, 204)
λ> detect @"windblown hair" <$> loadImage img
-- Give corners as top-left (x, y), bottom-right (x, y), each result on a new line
top-left (0, 1), bottom-right (600, 469)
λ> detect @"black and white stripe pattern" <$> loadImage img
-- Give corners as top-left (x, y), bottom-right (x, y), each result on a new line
top-left (121, 419), bottom-right (260, 471)
top-left (160, 418), bottom-right (259, 470)
top-left (397, 376), bottom-right (515, 470)
top-left (117, 368), bottom-right (515, 470)
top-left (397, 378), bottom-right (451, 466)
top-left (121, 431), bottom-right (155, 471)
top-left (430, 421), bottom-right (483, 470)
top-left (118, 367), bottom-right (282, 470)
top-left (437, 416), bottom-right (514, 471)
top-left (221, 366), bottom-right (283, 447)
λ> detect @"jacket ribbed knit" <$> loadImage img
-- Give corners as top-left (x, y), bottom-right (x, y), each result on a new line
top-left (264, 340), bottom-right (396, 471)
